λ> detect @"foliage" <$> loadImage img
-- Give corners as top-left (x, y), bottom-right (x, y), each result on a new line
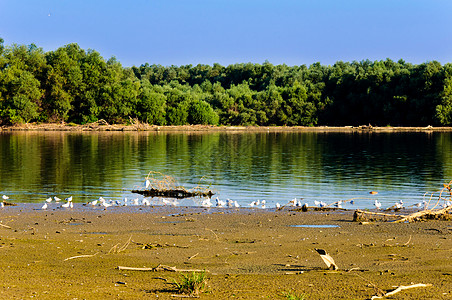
top-left (172, 271), bottom-right (208, 296)
top-left (1, 38), bottom-right (452, 126)
top-left (282, 291), bottom-right (308, 300)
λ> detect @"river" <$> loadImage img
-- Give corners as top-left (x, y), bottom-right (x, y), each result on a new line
top-left (1, 131), bottom-right (451, 209)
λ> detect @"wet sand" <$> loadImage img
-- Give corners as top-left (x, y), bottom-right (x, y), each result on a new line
top-left (0, 205), bottom-right (450, 299)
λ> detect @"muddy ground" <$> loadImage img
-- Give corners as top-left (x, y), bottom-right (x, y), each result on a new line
top-left (0, 205), bottom-right (450, 299)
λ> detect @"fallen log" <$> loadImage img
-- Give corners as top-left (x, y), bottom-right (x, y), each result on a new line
top-left (132, 188), bottom-right (214, 199)
top-left (353, 210), bottom-right (406, 222)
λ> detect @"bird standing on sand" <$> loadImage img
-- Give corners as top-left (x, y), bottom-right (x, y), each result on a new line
top-left (2, 195), bottom-right (9, 200)
top-left (101, 200), bottom-right (112, 208)
top-left (374, 200), bottom-right (382, 210)
top-left (41, 202), bottom-right (48, 210)
top-left (314, 200), bottom-right (327, 208)
top-left (201, 198), bottom-right (212, 207)
top-left (395, 200), bottom-right (403, 209)
top-left (215, 197), bottom-right (226, 207)
top-left (62, 197), bottom-right (72, 208)
top-left (249, 200), bottom-right (260, 207)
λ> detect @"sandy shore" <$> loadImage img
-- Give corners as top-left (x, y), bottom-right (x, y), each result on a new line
top-left (0, 205), bottom-right (450, 299)
top-left (2, 122), bottom-right (452, 132)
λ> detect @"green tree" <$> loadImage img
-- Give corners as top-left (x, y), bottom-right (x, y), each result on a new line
top-left (137, 79), bottom-right (167, 124)
top-left (0, 44), bottom-right (45, 124)
top-left (436, 64), bottom-right (452, 125)
top-left (44, 43), bottom-right (84, 121)
top-left (187, 99), bottom-right (219, 125)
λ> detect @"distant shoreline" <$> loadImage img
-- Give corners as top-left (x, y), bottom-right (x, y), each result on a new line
top-left (2, 122), bottom-right (452, 132)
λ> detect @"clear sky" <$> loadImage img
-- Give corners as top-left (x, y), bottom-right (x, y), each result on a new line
top-left (1, 0), bottom-right (451, 67)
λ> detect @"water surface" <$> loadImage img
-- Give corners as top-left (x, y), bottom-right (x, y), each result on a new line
top-left (0, 131), bottom-right (451, 209)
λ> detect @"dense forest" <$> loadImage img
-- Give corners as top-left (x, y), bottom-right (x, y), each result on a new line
top-left (1, 38), bottom-right (452, 126)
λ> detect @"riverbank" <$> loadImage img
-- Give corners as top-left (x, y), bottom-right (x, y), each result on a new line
top-left (0, 205), bottom-right (450, 299)
top-left (2, 122), bottom-right (452, 132)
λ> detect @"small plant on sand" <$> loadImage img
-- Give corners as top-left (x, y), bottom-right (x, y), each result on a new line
top-left (172, 270), bottom-right (208, 296)
top-left (282, 291), bottom-right (307, 300)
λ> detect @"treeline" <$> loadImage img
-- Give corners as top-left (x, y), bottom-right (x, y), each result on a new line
top-left (1, 38), bottom-right (452, 126)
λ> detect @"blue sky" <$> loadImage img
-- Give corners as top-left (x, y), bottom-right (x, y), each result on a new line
top-left (1, 0), bottom-right (451, 67)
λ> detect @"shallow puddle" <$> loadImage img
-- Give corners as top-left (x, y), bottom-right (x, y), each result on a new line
top-left (288, 225), bottom-right (340, 228)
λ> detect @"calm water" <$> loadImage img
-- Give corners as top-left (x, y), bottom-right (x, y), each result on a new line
top-left (0, 131), bottom-right (451, 209)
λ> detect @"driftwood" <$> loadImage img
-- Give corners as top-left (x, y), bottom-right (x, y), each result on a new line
top-left (64, 252), bottom-right (99, 261)
top-left (132, 188), bottom-right (213, 199)
top-left (353, 206), bottom-right (451, 223)
top-left (117, 264), bottom-right (209, 273)
top-left (353, 210), bottom-right (406, 222)
top-left (0, 223), bottom-right (12, 229)
top-left (394, 205), bottom-right (452, 223)
top-left (108, 235), bottom-right (133, 254)
top-left (134, 171), bottom-right (214, 199)
top-left (370, 283), bottom-right (432, 299)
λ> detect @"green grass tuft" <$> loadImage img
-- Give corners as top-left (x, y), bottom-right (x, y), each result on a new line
top-left (172, 270), bottom-right (208, 296)
top-left (282, 291), bottom-right (307, 300)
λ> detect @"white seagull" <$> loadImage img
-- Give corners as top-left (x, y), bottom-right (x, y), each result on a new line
top-left (45, 197), bottom-right (53, 203)
top-left (2, 195), bottom-right (9, 200)
top-left (314, 200), bottom-right (327, 208)
top-left (334, 200), bottom-right (343, 208)
top-left (201, 198), bottom-right (213, 208)
top-left (374, 200), bottom-right (382, 210)
top-left (102, 201), bottom-right (112, 208)
top-left (215, 197), bottom-right (226, 207)
top-left (249, 200), bottom-right (260, 207)
top-left (145, 179), bottom-right (151, 189)
top-left (41, 202), bottom-right (48, 210)
top-left (61, 201), bottom-right (71, 208)
top-left (54, 196), bottom-right (61, 202)
top-left (226, 199), bottom-right (234, 208)
top-left (395, 200), bottom-right (403, 209)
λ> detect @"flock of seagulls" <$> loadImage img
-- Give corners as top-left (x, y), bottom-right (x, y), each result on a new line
top-left (1, 193), bottom-right (451, 211)
top-left (372, 199), bottom-right (452, 210)
top-left (40, 196), bottom-right (73, 209)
